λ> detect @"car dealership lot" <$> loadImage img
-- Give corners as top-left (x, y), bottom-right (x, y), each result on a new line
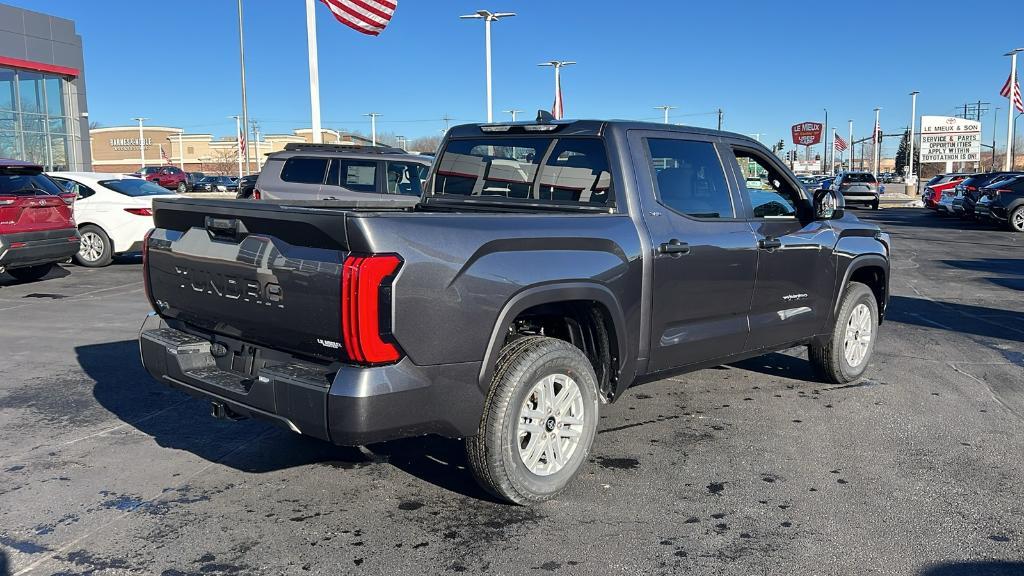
top-left (1, 209), bottom-right (1022, 576)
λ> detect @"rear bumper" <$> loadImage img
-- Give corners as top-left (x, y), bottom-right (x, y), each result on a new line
top-left (842, 192), bottom-right (879, 205)
top-left (0, 228), bottom-right (80, 270)
top-left (138, 314), bottom-right (485, 445)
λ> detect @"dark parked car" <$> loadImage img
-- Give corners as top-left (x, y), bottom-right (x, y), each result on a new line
top-left (954, 172), bottom-right (1024, 218)
top-left (974, 174), bottom-right (1024, 231)
top-left (192, 175), bottom-right (237, 193)
top-left (235, 173), bottom-right (259, 199)
top-left (138, 118), bottom-right (890, 504)
top-left (135, 165), bottom-right (189, 193)
top-left (0, 159), bottom-right (80, 282)
top-left (832, 171), bottom-right (880, 209)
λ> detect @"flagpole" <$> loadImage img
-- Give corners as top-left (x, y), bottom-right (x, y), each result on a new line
top-left (1005, 49), bottom-right (1022, 171)
top-left (237, 0), bottom-right (250, 174)
top-left (305, 0), bottom-right (322, 143)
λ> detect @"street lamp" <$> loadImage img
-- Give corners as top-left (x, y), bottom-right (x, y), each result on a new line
top-left (504, 109), bottom-right (523, 122)
top-left (364, 112), bottom-right (381, 146)
top-left (132, 117), bottom-right (148, 169)
top-left (1003, 48), bottom-right (1023, 170)
top-left (460, 10), bottom-right (516, 123)
top-left (538, 61), bottom-right (575, 119)
top-left (654, 105), bottom-right (676, 124)
top-left (848, 120), bottom-right (853, 171)
top-left (908, 92), bottom-right (918, 185)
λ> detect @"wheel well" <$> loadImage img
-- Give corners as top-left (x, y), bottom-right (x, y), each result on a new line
top-left (849, 265), bottom-right (886, 321)
top-left (507, 300), bottom-right (619, 401)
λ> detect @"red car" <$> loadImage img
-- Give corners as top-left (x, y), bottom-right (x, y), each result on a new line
top-left (0, 159), bottom-right (80, 282)
top-left (922, 173), bottom-right (970, 209)
top-left (136, 165), bottom-right (189, 193)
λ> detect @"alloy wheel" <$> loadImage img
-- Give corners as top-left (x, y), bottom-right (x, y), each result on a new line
top-left (516, 373), bottom-right (585, 476)
top-left (843, 303), bottom-right (873, 367)
top-left (78, 231), bottom-right (105, 263)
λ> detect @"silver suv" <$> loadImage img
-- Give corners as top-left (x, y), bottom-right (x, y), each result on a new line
top-left (832, 171), bottom-right (881, 210)
top-left (252, 143), bottom-right (432, 201)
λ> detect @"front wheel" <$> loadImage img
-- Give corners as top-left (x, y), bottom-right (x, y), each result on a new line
top-left (465, 336), bottom-right (600, 505)
top-left (176, 181), bottom-right (186, 194)
top-left (1009, 206), bottom-right (1024, 233)
top-left (808, 282), bottom-right (879, 384)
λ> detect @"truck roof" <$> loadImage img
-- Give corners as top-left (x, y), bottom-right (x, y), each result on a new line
top-left (445, 119), bottom-right (765, 148)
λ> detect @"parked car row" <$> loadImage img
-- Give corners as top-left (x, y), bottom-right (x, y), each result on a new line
top-left (925, 171), bottom-right (1024, 232)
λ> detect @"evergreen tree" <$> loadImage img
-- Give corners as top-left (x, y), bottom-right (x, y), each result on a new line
top-left (894, 129), bottom-right (910, 176)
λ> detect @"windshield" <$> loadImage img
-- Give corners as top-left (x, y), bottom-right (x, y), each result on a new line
top-left (431, 136), bottom-right (613, 206)
top-left (0, 169), bottom-right (64, 195)
top-left (100, 178), bottom-right (175, 197)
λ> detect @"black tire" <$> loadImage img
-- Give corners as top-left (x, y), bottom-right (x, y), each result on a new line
top-left (1009, 205), bottom-right (1024, 233)
top-left (176, 181), bottom-right (187, 194)
top-left (74, 224), bottom-right (113, 267)
top-left (808, 282), bottom-right (879, 384)
top-left (465, 336), bottom-right (600, 505)
top-left (7, 262), bottom-right (55, 282)
top-left (871, 200), bottom-right (880, 210)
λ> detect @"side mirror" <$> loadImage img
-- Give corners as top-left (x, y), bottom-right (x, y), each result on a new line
top-left (813, 188), bottom-right (844, 220)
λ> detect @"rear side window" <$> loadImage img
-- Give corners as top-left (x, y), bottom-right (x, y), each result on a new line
top-left (280, 157), bottom-right (328, 184)
top-left (432, 137), bottom-right (612, 206)
top-left (647, 138), bottom-right (733, 219)
top-left (327, 159), bottom-right (377, 193)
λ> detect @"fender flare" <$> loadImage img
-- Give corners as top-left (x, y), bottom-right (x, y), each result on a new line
top-left (835, 253), bottom-right (889, 319)
top-left (477, 282), bottom-right (631, 396)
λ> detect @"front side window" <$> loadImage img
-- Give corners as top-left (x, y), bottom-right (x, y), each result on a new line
top-left (280, 157), bottom-right (328, 184)
top-left (647, 138), bottom-right (733, 219)
top-left (432, 137), bottom-right (612, 206)
top-left (733, 149), bottom-right (802, 218)
top-left (386, 161), bottom-right (425, 196)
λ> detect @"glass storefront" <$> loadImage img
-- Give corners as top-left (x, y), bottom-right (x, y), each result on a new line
top-left (0, 66), bottom-right (79, 170)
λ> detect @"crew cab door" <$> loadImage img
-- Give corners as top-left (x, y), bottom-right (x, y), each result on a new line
top-left (723, 144), bottom-right (837, 350)
top-left (630, 132), bottom-right (759, 372)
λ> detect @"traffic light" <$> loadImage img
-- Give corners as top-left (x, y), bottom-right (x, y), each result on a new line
top-left (815, 154), bottom-right (821, 161)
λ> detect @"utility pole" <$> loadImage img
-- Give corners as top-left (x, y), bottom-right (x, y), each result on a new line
top-left (441, 113), bottom-right (453, 132)
top-left (504, 109), bottom-right (523, 122)
top-left (654, 105), bottom-right (676, 124)
top-left (717, 108), bottom-right (723, 131)
top-left (822, 108), bottom-right (828, 174)
top-left (237, 0), bottom-right (250, 174)
top-left (364, 112), bottom-right (381, 146)
top-left (460, 10), bottom-right (516, 123)
top-left (395, 135), bottom-right (406, 149)
top-left (250, 120), bottom-right (261, 171)
top-left (132, 117), bottom-right (148, 169)
top-left (873, 107), bottom-right (881, 177)
top-left (908, 92), bottom-right (918, 185)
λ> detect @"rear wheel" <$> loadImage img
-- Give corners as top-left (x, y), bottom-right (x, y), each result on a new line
top-left (7, 263), bottom-right (55, 282)
top-left (465, 336), bottom-right (600, 505)
top-left (1009, 206), bottom-right (1024, 233)
top-left (75, 225), bottom-right (113, 267)
top-left (808, 282), bottom-right (879, 384)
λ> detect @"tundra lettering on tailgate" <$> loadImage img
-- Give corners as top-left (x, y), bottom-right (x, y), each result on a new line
top-left (173, 265), bottom-right (283, 308)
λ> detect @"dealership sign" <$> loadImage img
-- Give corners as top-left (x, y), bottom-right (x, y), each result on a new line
top-left (918, 116), bottom-right (981, 163)
top-left (791, 122), bottom-right (823, 146)
top-left (109, 137), bottom-right (152, 151)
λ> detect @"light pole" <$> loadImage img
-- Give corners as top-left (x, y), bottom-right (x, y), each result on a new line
top-left (504, 109), bottom-right (523, 122)
top-left (848, 120), bottom-right (853, 171)
top-left (873, 107), bottom-right (881, 177)
top-left (822, 108), bottom-right (828, 174)
top-left (538, 61), bottom-right (575, 119)
top-left (654, 105), bottom-right (675, 124)
top-left (229, 115), bottom-right (242, 179)
top-left (304, 0), bottom-right (322, 143)
top-left (460, 10), bottom-right (516, 123)
top-left (1004, 48), bottom-right (1023, 170)
top-left (908, 91), bottom-right (918, 184)
top-left (364, 112), bottom-right (381, 146)
top-left (132, 117), bottom-right (148, 169)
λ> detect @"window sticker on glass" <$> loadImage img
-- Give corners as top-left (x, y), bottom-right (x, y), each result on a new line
top-left (345, 164), bottom-right (375, 186)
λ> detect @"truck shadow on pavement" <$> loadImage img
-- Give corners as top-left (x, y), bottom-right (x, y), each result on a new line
top-left (0, 265), bottom-right (70, 287)
top-left (919, 561), bottom-right (1024, 576)
top-left (886, 295), bottom-right (1024, 343)
top-left (0, 548), bottom-right (9, 576)
top-left (76, 340), bottom-right (496, 501)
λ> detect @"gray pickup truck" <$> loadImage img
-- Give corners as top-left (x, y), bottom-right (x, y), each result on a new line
top-left (139, 117), bottom-right (890, 504)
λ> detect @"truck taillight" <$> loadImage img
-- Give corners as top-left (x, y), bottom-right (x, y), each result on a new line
top-left (341, 254), bottom-right (403, 365)
top-left (142, 228), bottom-right (156, 311)
top-left (252, 189), bottom-right (261, 200)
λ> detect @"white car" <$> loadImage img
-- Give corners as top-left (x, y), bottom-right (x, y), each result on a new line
top-left (47, 172), bottom-right (178, 267)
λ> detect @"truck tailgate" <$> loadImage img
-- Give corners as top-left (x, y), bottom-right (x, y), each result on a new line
top-left (147, 198), bottom-right (349, 362)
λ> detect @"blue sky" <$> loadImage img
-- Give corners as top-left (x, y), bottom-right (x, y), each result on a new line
top-left (11, 0), bottom-right (1023, 155)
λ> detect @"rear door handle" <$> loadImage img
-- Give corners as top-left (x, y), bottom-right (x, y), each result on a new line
top-left (758, 237), bottom-right (782, 250)
top-left (658, 239), bottom-right (690, 256)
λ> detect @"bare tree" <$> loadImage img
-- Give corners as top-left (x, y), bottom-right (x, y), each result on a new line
top-left (409, 135), bottom-right (442, 154)
top-left (204, 149), bottom-right (238, 176)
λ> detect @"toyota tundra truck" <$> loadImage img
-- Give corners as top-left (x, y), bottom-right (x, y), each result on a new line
top-left (138, 117), bottom-right (890, 504)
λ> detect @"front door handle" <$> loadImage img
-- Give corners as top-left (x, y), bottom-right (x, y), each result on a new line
top-left (658, 239), bottom-right (690, 255)
top-left (758, 237), bottom-right (782, 250)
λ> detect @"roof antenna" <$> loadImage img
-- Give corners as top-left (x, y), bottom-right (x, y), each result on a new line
top-left (536, 109), bottom-right (554, 123)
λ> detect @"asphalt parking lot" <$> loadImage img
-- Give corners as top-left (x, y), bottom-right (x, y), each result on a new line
top-left (1, 208), bottom-right (1023, 576)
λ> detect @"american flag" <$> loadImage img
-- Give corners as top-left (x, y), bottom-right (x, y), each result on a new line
top-left (834, 134), bottom-right (848, 152)
top-left (319, 0), bottom-right (397, 36)
top-left (160, 145), bottom-right (169, 164)
top-left (1000, 72), bottom-right (1024, 113)
top-left (238, 128), bottom-right (246, 156)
